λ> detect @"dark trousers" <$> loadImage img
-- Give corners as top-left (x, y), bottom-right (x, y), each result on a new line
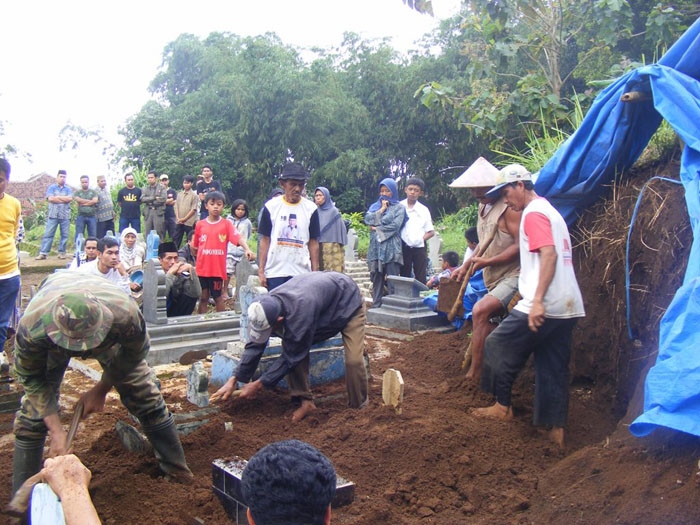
top-left (266, 276), bottom-right (293, 291)
top-left (119, 216), bottom-right (141, 233)
top-left (400, 243), bottom-right (428, 284)
top-left (174, 223), bottom-right (193, 248)
top-left (370, 261), bottom-right (401, 307)
top-left (97, 219), bottom-right (115, 239)
top-left (164, 216), bottom-right (177, 243)
top-left (481, 310), bottom-right (577, 428)
top-left (167, 295), bottom-right (198, 317)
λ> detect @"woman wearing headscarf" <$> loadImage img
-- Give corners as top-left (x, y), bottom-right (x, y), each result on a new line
top-left (225, 199), bottom-right (253, 299)
top-left (314, 187), bottom-right (347, 273)
top-left (119, 227), bottom-right (145, 272)
top-left (365, 178), bottom-right (407, 307)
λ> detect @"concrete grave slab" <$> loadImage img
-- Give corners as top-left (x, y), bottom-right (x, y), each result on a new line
top-left (213, 457), bottom-right (355, 523)
top-left (366, 276), bottom-right (450, 331)
top-left (210, 336), bottom-right (346, 388)
top-left (186, 361), bottom-right (209, 407)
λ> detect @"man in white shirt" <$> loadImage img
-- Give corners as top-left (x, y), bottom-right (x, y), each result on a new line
top-left (76, 237), bottom-right (132, 294)
top-left (399, 177), bottom-right (434, 284)
top-left (473, 165), bottom-right (585, 449)
top-left (68, 237), bottom-right (99, 270)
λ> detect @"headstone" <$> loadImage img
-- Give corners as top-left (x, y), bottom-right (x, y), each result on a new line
top-left (427, 232), bottom-right (442, 268)
top-left (345, 228), bottom-right (358, 262)
top-left (382, 368), bottom-right (404, 414)
top-left (366, 275), bottom-right (450, 331)
top-left (187, 361), bottom-right (209, 407)
top-left (234, 258), bottom-right (259, 313)
top-left (238, 275), bottom-right (268, 343)
top-left (142, 259), bottom-right (168, 325)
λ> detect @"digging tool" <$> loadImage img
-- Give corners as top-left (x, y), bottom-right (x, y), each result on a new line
top-left (6, 399), bottom-right (84, 517)
top-left (447, 226), bottom-right (498, 322)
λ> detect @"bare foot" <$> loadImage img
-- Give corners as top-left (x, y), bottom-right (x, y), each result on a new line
top-left (548, 427), bottom-right (565, 449)
top-left (465, 365), bottom-right (481, 383)
top-left (471, 402), bottom-right (514, 420)
top-left (291, 400), bottom-right (317, 422)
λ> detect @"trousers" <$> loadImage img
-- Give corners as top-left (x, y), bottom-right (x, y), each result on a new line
top-left (481, 310), bottom-right (577, 428)
top-left (287, 305), bottom-right (368, 408)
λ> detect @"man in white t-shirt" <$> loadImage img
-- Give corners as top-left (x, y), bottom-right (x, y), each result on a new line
top-left (399, 177), bottom-right (434, 284)
top-left (257, 163), bottom-right (320, 290)
top-left (473, 165), bottom-right (585, 449)
top-left (76, 237), bottom-right (132, 294)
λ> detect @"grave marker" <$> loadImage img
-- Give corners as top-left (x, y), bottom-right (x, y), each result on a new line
top-left (382, 368), bottom-right (404, 414)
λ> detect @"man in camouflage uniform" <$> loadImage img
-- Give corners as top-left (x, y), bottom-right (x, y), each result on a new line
top-left (12, 272), bottom-right (192, 495)
top-left (141, 170), bottom-right (167, 239)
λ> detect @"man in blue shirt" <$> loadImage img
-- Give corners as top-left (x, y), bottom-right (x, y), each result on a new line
top-left (36, 170), bottom-right (73, 260)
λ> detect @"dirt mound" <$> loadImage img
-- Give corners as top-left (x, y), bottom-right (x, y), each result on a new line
top-left (571, 159), bottom-right (691, 413)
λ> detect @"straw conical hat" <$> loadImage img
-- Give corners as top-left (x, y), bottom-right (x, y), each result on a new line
top-left (449, 157), bottom-right (500, 188)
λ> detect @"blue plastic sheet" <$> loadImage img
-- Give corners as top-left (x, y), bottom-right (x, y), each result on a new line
top-left (534, 18), bottom-right (700, 437)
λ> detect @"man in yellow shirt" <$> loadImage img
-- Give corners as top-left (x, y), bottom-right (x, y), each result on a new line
top-left (0, 158), bottom-right (22, 353)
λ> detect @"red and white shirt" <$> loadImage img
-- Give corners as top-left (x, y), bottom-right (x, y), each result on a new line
top-left (514, 197), bottom-right (585, 319)
top-left (194, 217), bottom-right (241, 280)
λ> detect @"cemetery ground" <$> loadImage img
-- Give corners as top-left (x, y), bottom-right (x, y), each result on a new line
top-left (2, 160), bottom-right (700, 523)
top-left (0, 271), bottom-right (698, 524)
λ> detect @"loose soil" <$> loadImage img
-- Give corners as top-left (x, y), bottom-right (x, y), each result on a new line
top-left (1, 158), bottom-right (698, 524)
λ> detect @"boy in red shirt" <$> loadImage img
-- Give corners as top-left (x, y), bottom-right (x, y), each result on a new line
top-left (194, 191), bottom-right (254, 312)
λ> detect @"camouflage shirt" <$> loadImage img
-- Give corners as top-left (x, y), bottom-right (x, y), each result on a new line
top-left (14, 272), bottom-right (149, 420)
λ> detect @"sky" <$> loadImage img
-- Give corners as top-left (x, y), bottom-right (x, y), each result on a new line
top-left (1, 0), bottom-right (461, 184)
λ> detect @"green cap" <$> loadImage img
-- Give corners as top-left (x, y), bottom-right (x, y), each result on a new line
top-left (47, 291), bottom-right (114, 351)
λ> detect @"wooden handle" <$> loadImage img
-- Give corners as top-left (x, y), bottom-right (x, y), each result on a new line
top-left (447, 226), bottom-right (498, 321)
top-left (6, 472), bottom-right (44, 516)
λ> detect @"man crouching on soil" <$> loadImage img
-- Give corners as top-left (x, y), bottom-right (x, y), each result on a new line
top-left (12, 272), bottom-right (193, 495)
top-left (473, 165), bottom-right (585, 449)
top-left (211, 272), bottom-right (368, 421)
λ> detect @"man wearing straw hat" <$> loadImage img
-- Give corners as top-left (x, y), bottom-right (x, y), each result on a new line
top-left (11, 272), bottom-right (193, 496)
top-left (450, 157), bottom-right (522, 383)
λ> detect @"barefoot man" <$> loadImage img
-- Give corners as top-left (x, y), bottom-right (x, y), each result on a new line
top-left (211, 272), bottom-right (368, 421)
top-left (473, 165), bottom-right (585, 449)
top-left (451, 157), bottom-right (521, 383)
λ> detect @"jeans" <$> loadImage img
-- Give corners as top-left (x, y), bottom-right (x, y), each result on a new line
top-left (119, 216), bottom-right (141, 233)
top-left (97, 219), bottom-right (115, 238)
top-left (39, 218), bottom-right (70, 255)
top-left (0, 275), bottom-right (21, 352)
top-left (74, 215), bottom-right (96, 241)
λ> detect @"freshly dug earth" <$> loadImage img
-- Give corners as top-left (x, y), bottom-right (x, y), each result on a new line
top-left (0, 330), bottom-right (698, 524)
top-left (1, 158), bottom-right (698, 523)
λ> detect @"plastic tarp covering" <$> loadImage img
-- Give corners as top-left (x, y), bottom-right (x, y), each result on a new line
top-left (534, 18), bottom-right (700, 437)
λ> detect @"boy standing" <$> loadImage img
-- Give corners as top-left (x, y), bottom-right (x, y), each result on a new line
top-left (117, 173), bottom-right (142, 232)
top-left (196, 165), bottom-right (222, 220)
top-left (194, 191), bottom-right (254, 312)
top-left (160, 174), bottom-right (177, 242)
top-left (174, 175), bottom-right (198, 248)
top-left (399, 177), bottom-right (434, 284)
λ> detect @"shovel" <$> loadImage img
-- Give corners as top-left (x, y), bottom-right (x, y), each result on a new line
top-left (6, 399), bottom-right (84, 517)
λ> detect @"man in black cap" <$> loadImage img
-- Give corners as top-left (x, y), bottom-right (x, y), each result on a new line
top-left (257, 162), bottom-right (320, 290)
top-left (211, 272), bottom-right (368, 422)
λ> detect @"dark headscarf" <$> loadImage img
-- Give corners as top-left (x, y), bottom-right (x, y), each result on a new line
top-left (314, 187), bottom-right (347, 245)
top-left (231, 199), bottom-right (249, 219)
top-left (368, 178), bottom-right (400, 212)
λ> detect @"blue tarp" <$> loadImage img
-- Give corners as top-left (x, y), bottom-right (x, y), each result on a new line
top-left (534, 18), bottom-right (700, 437)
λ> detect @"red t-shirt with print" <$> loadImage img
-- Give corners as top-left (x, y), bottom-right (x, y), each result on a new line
top-left (194, 217), bottom-right (241, 279)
